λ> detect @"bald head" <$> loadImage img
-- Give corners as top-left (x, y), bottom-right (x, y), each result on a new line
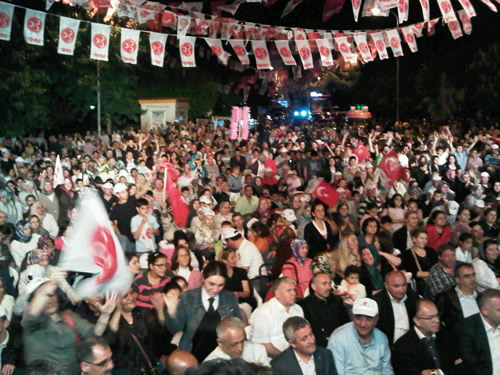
top-left (167, 349), bottom-right (198, 375)
top-left (385, 271), bottom-right (408, 302)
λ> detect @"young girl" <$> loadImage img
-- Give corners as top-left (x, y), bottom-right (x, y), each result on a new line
top-left (338, 265), bottom-right (366, 304)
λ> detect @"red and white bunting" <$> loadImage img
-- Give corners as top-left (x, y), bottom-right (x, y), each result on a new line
top-left (137, 8), bottom-right (156, 24)
top-left (334, 36), bottom-right (352, 60)
top-left (322, 0), bottom-right (345, 22)
top-left (426, 18), bottom-right (440, 36)
top-left (370, 32), bottom-right (389, 60)
top-left (419, 0), bottom-right (430, 20)
top-left (353, 34), bottom-right (373, 62)
top-left (437, 0), bottom-right (458, 23)
top-left (281, 0), bottom-right (303, 18)
top-left (385, 29), bottom-right (403, 57)
top-left (90, 23), bottom-right (111, 61)
top-left (315, 39), bottom-right (334, 67)
top-left (412, 22), bottom-right (425, 37)
top-left (447, 19), bottom-right (463, 39)
top-left (275, 40), bottom-right (297, 65)
top-left (401, 26), bottom-right (418, 52)
top-left (295, 39), bottom-right (314, 69)
top-left (194, 17), bottom-right (210, 36)
top-left (24, 9), bottom-right (46, 46)
top-left (379, 0), bottom-right (398, 10)
top-left (120, 28), bottom-right (140, 64)
top-left (117, 4), bottom-right (134, 18)
top-left (205, 38), bottom-right (228, 64)
top-left (177, 15), bottom-right (191, 38)
top-left (398, 0), bottom-right (409, 23)
top-left (479, 0), bottom-right (497, 12)
top-left (351, 0), bottom-right (362, 21)
top-left (252, 40), bottom-right (272, 69)
top-left (57, 16), bottom-right (80, 55)
top-left (179, 1), bottom-right (203, 13)
top-left (218, 0), bottom-right (246, 15)
top-left (457, 10), bottom-right (472, 34)
top-left (161, 10), bottom-right (177, 28)
top-left (458, 0), bottom-right (476, 18)
top-left (149, 32), bottom-right (167, 67)
top-left (209, 21), bottom-right (221, 38)
top-left (0, 2), bottom-right (15, 41)
top-left (178, 36), bottom-right (196, 67)
top-left (229, 40), bottom-right (250, 65)
top-left (294, 29), bottom-right (307, 41)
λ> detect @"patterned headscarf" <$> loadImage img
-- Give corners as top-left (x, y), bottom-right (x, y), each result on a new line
top-left (310, 252), bottom-right (335, 277)
top-left (291, 238), bottom-right (308, 266)
top-left (14, 220), bottom-right (32, 243)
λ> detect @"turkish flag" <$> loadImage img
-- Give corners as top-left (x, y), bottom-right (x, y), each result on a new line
top-left (353, 142), bottom-right (370, 162)
top-left (377, 149), bottom-right (408, 183)
top-left (58, 192), bottom-right (133, 298)
top-left (164, 168), bottom-right (189, 227)
top-left (311, 179), bottom-right (339, 207)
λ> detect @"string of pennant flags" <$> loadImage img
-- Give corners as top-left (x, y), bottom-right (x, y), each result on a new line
top-left (0, 0), bottom-right (492, 73)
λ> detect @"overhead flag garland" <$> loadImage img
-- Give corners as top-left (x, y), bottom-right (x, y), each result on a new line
top-left (0, 0), bottom-right (495, 90)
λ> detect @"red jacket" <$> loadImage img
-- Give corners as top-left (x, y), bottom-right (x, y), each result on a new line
top-left (425, 224), bottom-right (452, 251)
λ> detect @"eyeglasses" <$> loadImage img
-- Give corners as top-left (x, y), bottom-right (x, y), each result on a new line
top-left (88, 356), bottom-right (113, 367)
top-left (416, 314), bottom-right (440, 321)
top-left (153, 263), bottom-right (168, 268)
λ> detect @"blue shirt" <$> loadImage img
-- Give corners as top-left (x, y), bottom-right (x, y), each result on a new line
top-left (327, 322), bottom-right (394, 375)
top-left (454, 151), bottom-right (468, 171)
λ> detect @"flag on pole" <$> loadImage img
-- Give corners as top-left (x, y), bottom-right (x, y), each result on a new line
top-left (164, 165), bottom-right (189, 227)
top-left (53, 155), bottom-right (65, 188)
top-left (58, 191), bottom-right (134, 298)
top-left (353, 142), bottom-right (370, 162)
top-left (377, 149), bottom-right (408, 183)
top-left (311, 179), bottom-right (339, 207)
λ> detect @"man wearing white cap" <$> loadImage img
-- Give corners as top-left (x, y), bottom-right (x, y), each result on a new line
top-left (328, 298), bottom-right (394, 374)
top-left (221, 227), bottom-right (263, 280)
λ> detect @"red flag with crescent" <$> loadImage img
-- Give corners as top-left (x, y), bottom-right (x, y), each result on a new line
top-left (377, 149), bottom-right (408, 183)
top-left (311, 179), bottom-right (339, 207)
top-left (353, 142), bottom-right (370, 162)
top-left (164, 166), bottom-right (189, 227)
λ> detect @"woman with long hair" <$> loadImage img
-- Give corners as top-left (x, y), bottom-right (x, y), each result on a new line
top-left (165, 261), bottom-right (242, 362)
top-left (170, 246), bottom-right (202, 290)
top-left (473, 239), bottom-right (500, 292)
top-left (332, 233), bottom-right (362, 279)
top-left (304, 201), bottom-right (337, 259)
top-left (425, 210), bottom-right (452, 251)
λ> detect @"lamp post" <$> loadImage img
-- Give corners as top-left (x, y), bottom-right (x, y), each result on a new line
top-left (97, 60), bottom-right (102, 137)
top-left (371, 8), bottom-right (400, 123)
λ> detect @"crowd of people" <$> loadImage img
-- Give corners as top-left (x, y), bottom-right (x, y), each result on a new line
top-left (0, 118), bottom-right (498, 375)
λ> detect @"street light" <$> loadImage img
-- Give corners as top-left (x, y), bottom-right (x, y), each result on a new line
top-left (370, 7), bottom-right (400, 123)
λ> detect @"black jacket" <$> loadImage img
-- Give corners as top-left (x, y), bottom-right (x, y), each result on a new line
top-left (271, 346), bottom-right (337, 375)
top-left (303, 221), bottom-right (337, 259)
top-left (392, 327), bottom-right (466, 375)
top-left (370, 288), bottom-right (419, 345)
top-left (459, 313), bottom-right (493, 375)
top-left (298, 294), bottom-right (349, 348)
top-left (435, 287), bottom-right (466, 332)
top-left (392, 225), bottom-right (410, 253)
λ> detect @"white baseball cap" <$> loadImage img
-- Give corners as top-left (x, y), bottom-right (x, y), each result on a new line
top-left (447, 201), bottom-right (460, 215)
top-left (352, 298), bottom-right (379, 317)
top-left (113, 183), bottom-right (128, 194)
top-left (25, 277), bottom-right (52, 296)
top-left (221, 227), bottom-right (240, 241)
top-left (282, 209), bottom-right (297, 222)
top-left (102, 182), bottom-right (113, 189)
top-left (480, 172), bottom-right (490, 178)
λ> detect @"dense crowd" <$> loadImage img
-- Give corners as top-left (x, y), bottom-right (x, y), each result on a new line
top-left (0, 118), bottom-right (498, 375)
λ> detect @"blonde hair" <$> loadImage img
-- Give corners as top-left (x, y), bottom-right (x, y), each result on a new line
top-left (332, 233), bottom-right (361, 275)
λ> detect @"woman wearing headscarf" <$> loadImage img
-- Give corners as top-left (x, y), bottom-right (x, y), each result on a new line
top-left (9, 220), bottom-right (41, 269)
top-left (0, 190), bottom-right (22, 224)
top-left (309, 251), bottom-right (343, 290)
top-left (30, 202), bottom-right (59, 239)
top-left (359, 247), bottom-right (392, 296)
top-left (281, 239), bottom-right (313, 297)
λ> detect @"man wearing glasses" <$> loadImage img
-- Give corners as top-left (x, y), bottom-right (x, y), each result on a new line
top-left (77, 336), bottom-right (114, 375)
top-left (392, 299), bottom-right (464, 375)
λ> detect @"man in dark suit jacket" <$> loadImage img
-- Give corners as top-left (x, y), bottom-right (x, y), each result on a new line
top-left (298, 272), bottom-right (349, 347)
top-left (435, 263), bottom-right (479, 332)
top-left (392, 299), bottom-right (465, 375)
top-left (392, 211), bottom-right (420, 252)
top-left (459, 289), bottom-right (500, 375)
top-left (271, 316), bottom-right (337, 375)
top-left (370, 270), bottom-right (418, 345)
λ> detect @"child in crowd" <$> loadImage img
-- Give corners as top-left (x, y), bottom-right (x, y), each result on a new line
top-left (338, 265), bottom-right (366, 304)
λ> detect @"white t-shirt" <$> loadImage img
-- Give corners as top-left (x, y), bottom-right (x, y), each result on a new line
top-left (237, 239), bottom-right (264, 279)
top-left (130, 214), bottom-right (159, 253)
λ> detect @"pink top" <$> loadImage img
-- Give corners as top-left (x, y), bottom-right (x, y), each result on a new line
top-left (174, 269), bottom-right (203, 290)
top-left (282, 257), bottom-right (313, 298)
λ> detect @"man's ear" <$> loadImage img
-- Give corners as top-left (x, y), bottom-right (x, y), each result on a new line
top-left (80, 362), bottom-right (90, 374)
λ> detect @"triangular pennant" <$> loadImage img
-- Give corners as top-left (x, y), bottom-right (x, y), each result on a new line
top-left (205, 38), bottom-right (228, 65)
top-left (479, 0), bottom-right (497, 12)
top-left (218, 0), bottom-right (246, 15)
top-left (351, 0), bottom-right (362, 22)
top-left (161, 10), bottom-right (177, 28)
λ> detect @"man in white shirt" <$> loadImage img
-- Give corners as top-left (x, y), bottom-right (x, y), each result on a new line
top-left (204, 317), bottom-right (269, 366)
top-left (250, 277), bottom-right (304, 358)
top-left (460, 289), bottom-right (500, 375)
top-left (222, 228), bottom-right (263, 280)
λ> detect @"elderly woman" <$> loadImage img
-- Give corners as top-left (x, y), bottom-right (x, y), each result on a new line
top-left (0, 190), bottom-right (22, 224)
top-left (30, 202), bottom-right (59, 238)
top-left (281, 239), bottom-right (313, 297)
